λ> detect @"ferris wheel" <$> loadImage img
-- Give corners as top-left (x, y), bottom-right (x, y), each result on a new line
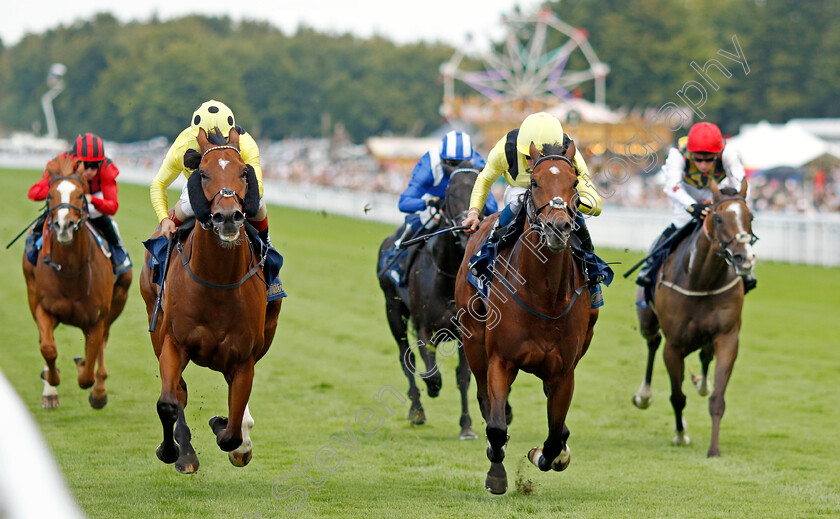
top-left (441, 8), bottom-right (610, 120)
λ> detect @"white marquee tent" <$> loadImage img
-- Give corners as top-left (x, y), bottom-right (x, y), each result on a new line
top-left (727, 120), bottom-right (840, 171)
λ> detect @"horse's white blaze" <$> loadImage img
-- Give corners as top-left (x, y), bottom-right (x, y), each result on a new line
top-left (550, 166), bottom-right (560, 175)
top-left (726, 204), bottom-right (756, 269)
top-left (218, 158), bottom-right (229, 170)
top-left (55, 181), bottom-right (76, 228)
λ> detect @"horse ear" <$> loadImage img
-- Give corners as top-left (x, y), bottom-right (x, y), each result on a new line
top-left (710, 176), bottom-right (722, 200)
top-left (187, 169), bottom-right (211, 224)
top-left (528, 141), bottom-right (540, 167)
top-left (566, 138), bottom-right (577, 160)
top-left (228, 127), bottom-right (240, 147)
top-left (739, 177), bottom-right (748, 198)
top-left (196, 128), bottom-right (210, 152)
top-left (242, 164), bottom-right (260, 218)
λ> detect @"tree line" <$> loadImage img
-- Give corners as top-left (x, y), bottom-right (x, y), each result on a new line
top-left (0, 1), bottom-right (837, 143)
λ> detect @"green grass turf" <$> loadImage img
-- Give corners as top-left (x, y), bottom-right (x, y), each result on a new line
top-left (1, 168), bottom-right (838, 518)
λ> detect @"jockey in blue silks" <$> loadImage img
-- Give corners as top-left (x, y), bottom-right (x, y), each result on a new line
top-left (394, 131), bottom-right (497, 248)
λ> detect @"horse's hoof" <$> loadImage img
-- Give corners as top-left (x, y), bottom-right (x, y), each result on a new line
top-left (229, 449), bottom-right (253, 467)
top-left (156, 442), bottom-right (180, 464)
top-left (672, 433), bottom-right (691, 446)
top-left (89, 392), bottom-right (108, 409)
top-left (485, 462), bottom-right (507, 494)
top-left (706, 447), bottom-right (720, 458)
top-left (426, 378), bottom-right (442, 398)
top-left (175, 452), bottom-right (200, 474)
top-left (41, 395), bottom-right (60, 409)
top-left (209, 416), bottom-right (229, 435)
top-left (550, 444), bottom-right (571, 472)
top-left (632, 393), bottom-right (652, 409)
top-left (691, 374), bottom-right (710, 396)
top-left (527, 447), bottom-right (545, 470)
top-left (459, 428), bottom-right (478, 440)
top-left (408, 408), bottom-right (426, 425)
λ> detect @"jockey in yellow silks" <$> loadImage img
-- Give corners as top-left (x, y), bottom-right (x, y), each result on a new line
top-left (150, 100), bottom-right (272, 244)
top-left (461, 112), bottom-right (607, 287)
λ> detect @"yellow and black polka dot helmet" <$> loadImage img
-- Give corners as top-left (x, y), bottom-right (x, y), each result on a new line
top-left (190, 100), bottom-right (236, 138)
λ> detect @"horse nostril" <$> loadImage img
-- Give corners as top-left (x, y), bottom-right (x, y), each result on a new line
top-left (733, 254), bottom-right (745, 265)
top-left (233, 211), bottom-right (245, 225)
top-left (211, 213), bottom-right (225, 226)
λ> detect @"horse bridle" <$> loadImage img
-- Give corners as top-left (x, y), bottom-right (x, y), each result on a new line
top-left (47, 175), bottom-right (90, 232)
top-left (199, 146), bottom-right (247, 231)
top-left (43, 175), bottom-right (93, 288)
top-left (707, 196), bottom-right (759, 266)
top-left (524, 154), bottom-right (577, 241)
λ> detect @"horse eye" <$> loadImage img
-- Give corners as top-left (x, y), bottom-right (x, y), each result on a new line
top-left (714, 215), bottom-right (723, 224)
top-left (573, 179), bottom-right (579, 188)
top-left (198, 170), bottom-right (207, 180)
top-left (530, 179), bottom-right (538, 188)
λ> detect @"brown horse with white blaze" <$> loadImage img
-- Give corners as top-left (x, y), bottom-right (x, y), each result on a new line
top-left (22, 154), bottom-right (132, 409)
top-left (139, 127), bottom-right (282, 473)
top-left (455, 140), bottom-right (598, 494)
top-left (632, 178), bottom-right (756, 457)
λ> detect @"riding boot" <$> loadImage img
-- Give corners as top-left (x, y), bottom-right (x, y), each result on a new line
top-left (25, 211), bottom-right (49, 265)
top-left (742, 274), bottom-right (757, 294)
top-left (571, 217), bottom-right (606, 287)
top-left (258, 228), bottom-right (274, 249)
top-left (90, 216), bottom-right (132, 275)
top-left (636, 224), bottom-right (677, 287)
top-left (488, 203), bottom-right (519, 244)
top-left (393, 225), bottom-right (414, 249)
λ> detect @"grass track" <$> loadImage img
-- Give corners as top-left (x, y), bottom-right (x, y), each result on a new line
top-left (1, 168), bottom-right (838, 518)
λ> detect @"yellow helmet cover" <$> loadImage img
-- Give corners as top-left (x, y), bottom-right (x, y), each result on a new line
top-left (190, 100), bottom-right (236, 138)
top-left (516, 112), bottom-right (565, 156)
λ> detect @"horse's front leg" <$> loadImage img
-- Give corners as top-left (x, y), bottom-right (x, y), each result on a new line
top-left (76, 319), bottom-right (105, 390)
top-left (663, 342), bottom-right (689, 446)
top-left (210, 359), bottom-right (254, 454)
top-left (228, 404), bottom-right (255, 467)
top-left (633, 294), bottom-right (660, 409)
top-left (88, 335), bottom-right (109, 409)
top-left (708, 331), bottom-right (739, 457)
top-left (484, 356), bottom-right (517, 494)
top-left (529, 373), bottom-right (574, 472)
top-left (34, 306), bottom-right (60, 409)
top-left (692, 347), bottom-right (714, 397)
top-left (174, 377), bottom-right (200, 474)
top-left (156, 337), bottom-right (187, 464)
top-left (456, 346), bottom-right (477, 440)
top-left (417, 326), bottom-right (442, 398)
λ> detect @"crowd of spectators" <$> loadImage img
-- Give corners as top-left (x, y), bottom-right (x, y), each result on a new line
top-left (101, 136), bottom-right (840, 215)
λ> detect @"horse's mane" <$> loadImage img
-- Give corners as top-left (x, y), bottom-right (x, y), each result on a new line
top-left (540, 135), bottom-right (572, 159)
top-left (207, 127), bottom-right (229, 146)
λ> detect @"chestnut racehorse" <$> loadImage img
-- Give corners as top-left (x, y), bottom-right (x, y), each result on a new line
top-left (455, 140), bottom-right (598, 494)
top-left (632, 179), bottom-right (756, 457)
top-left (139, 128), bottom-right (282, 474)
top-left (22, 154), bottom-right (132, 409)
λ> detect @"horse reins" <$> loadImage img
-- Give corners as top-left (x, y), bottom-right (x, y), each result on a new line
top-left (42, 175), bottom-right (94, 293)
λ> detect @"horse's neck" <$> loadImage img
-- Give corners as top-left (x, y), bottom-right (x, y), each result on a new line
top-left (511, 228), bottom-right (575, 303)
top-left (190, 227), bottom-right (252, 279)
top-left (431, 232), bottom-right (461, 270)
top-left (679, 226), bottom-right (732, 289)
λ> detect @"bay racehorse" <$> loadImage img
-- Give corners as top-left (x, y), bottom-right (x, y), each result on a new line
top-left (455, 140), bottom-right (598, 494)
top-left (139, 127), bottom-right (282, 473)
top-left (377, 166), bottom-right (480, 439)
top-left (632, 178), bottom-right (756, 457)
top-left (22, 154), bottom-right (132, 409)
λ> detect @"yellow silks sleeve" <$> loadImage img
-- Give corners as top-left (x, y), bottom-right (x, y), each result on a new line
top-left (468, 136), bottom-right (509, 211)
top-left (573, 148), bottom-right (601, 216)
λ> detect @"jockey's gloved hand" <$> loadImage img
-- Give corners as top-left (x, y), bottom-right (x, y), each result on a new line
top-left (687, 201), bottom-right (712, 220)
top-left (183, 149), bottom-right (201, 170)
top-left (427, 197), bottom-right (445, 209)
